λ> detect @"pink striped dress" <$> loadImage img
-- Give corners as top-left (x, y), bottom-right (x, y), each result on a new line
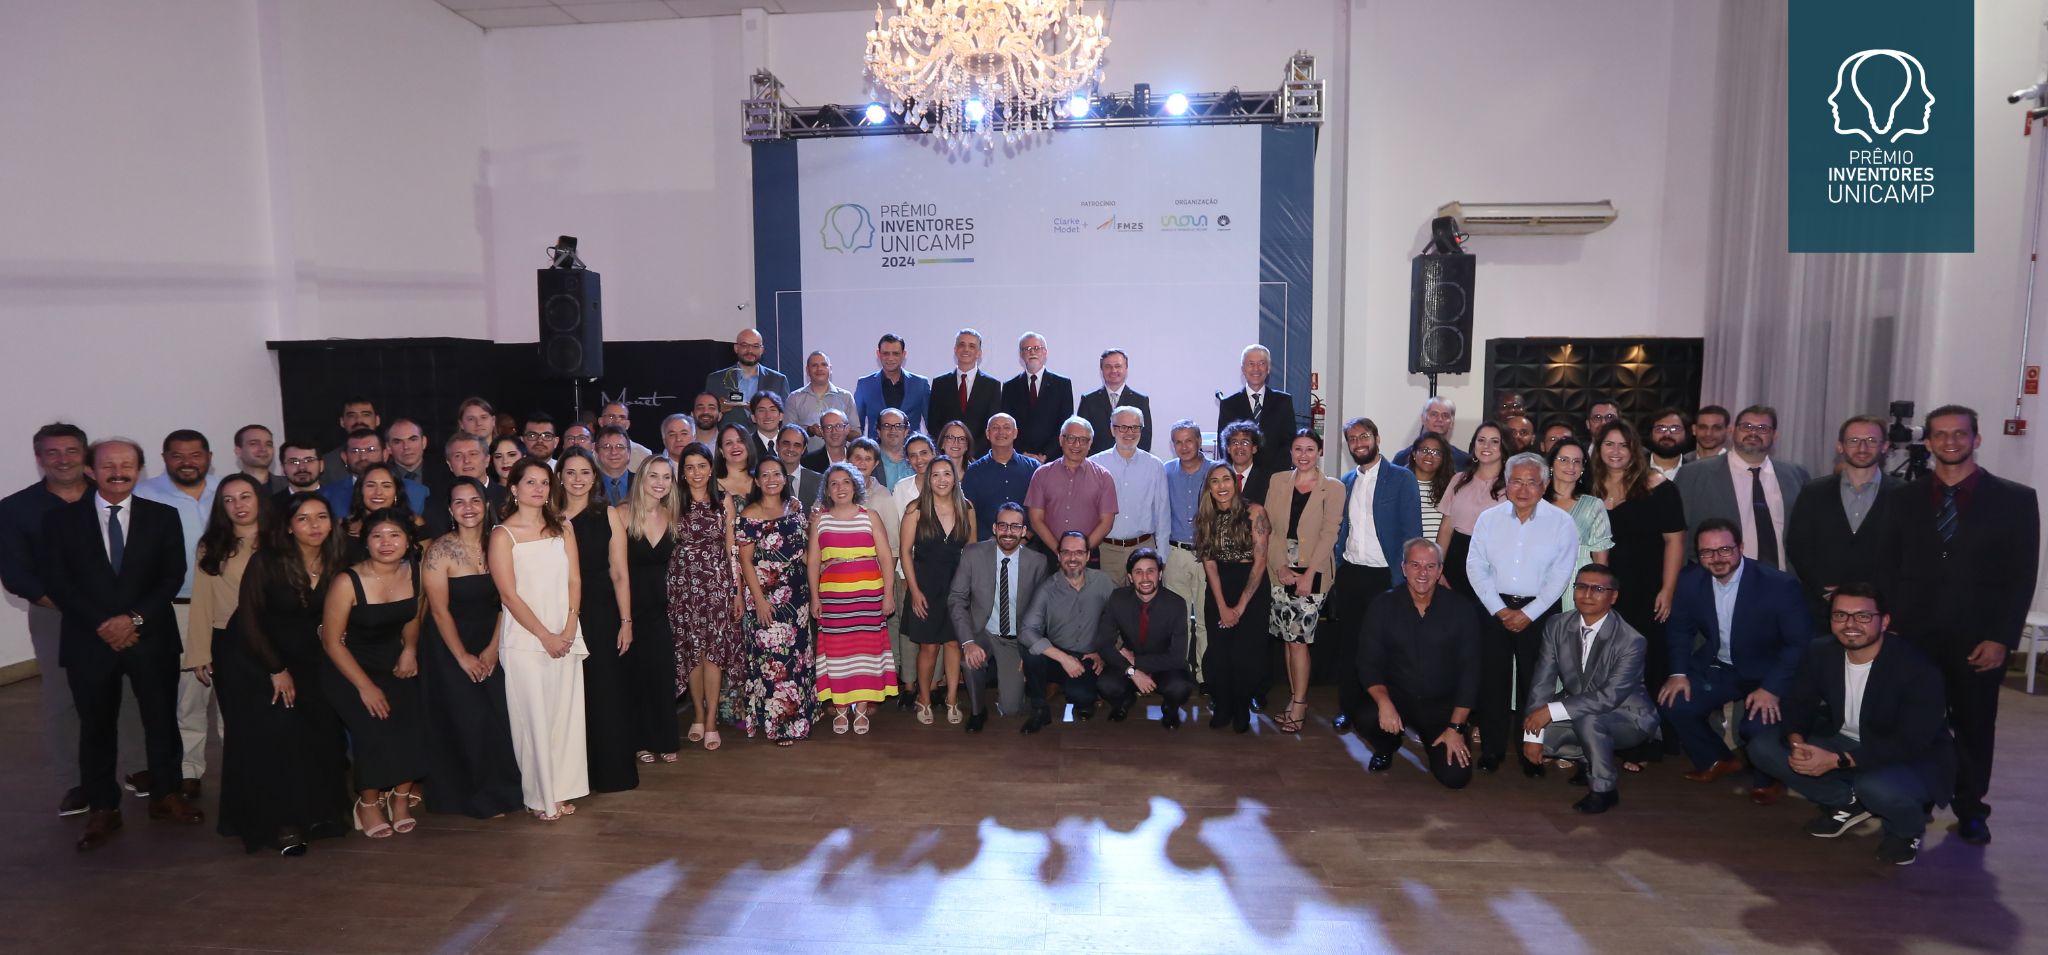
top-left (813, 508), bottom-right (899, 705)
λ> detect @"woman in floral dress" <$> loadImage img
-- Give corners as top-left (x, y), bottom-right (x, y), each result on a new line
top-left (667, 443), bottom-right (742, 750)
top-left (735, 458), bottom-right (814, 744)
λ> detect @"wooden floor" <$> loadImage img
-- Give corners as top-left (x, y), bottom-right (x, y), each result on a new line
top-left (2, 676), bottom-right (2042, 955)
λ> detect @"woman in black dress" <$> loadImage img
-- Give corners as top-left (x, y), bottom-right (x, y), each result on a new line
top-left (320, 508), bottom-right (429, 838)
top-left (420, 478), bottom-right (525, 818)
top-left (1198, 462), bottom-right (1271, 734)
top-left (555, 448), bottom-right (638, 793)
top-left (620, 456), bottom-right (682, 762)
top-left (900, 454), bottom-right (974, 724)
top-left (215, 492), bottom-right (351, 855)
top-left (1591, 421), bottom-right (1686, 763)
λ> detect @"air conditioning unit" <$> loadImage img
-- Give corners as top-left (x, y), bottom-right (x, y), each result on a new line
top-left (1436, 200), bottom-right (1618, 236)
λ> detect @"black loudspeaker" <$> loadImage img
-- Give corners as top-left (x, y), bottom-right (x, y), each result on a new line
top-left (537, 268), bottom-right (603, 380)
top-left (1407, 253), bottom-right (1475, 375)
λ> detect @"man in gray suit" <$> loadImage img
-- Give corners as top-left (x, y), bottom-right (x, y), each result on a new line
top-left (1522, 562), bottom-right (1661, 814)
top-left (947, 501), bottom-right (1050, 732)
top-left (774, 425), bottom-right (822, 510)
top-left (1674, 404), bottom-right (1809, 570)
top-left (705, 327), bottom-right (791, 428)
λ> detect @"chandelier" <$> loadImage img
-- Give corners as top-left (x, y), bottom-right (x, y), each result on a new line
top-left (865, 0), bottom-right (1110, 145)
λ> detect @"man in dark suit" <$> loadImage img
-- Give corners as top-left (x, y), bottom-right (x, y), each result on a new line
top-left (1327, 417), bottom-right (1422, 733)
top-left (1000, 331), bottom-right (1074, 461)
top-left (926, 328), bottom-right (1003, 457)
top-left (1657, 518), bottom-right (1814, 804)
top-left (1216, 344), bottom-right (1296, 473)
top-left (1785, 415), bottom-right (1902, 625)
top-left (1095, 548), bottom-right (1193, 728)
top-left (946, 503), bottom-right (1051, 732)
top-left (1673, 404), bottom-right (1810, 570)
top-left (41, 439), bottom-right (203, 849)
top-left (853, 333), bottom-right (932, 439)
top-left (1882, 404), bottom-right (2039, 847)
top-left (1076, 348), bottom-right (1152, 454)
top-left (1748, 583), bottom-right (1953, 866)
top-left (704, 327), bottom-right (790, 429)
top-left (1390, 397), bottom-right (1472, 470)
top-left (1523, 564), bottom-right (1663, 814)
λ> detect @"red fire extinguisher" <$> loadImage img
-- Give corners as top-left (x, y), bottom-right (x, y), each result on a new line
top-left (1309, 392), bottom-right (1327, 437)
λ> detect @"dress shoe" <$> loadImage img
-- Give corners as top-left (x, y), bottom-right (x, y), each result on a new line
top-left (58, 785), bottom-right (90, 817)
top-left (1075, 703), bottom-right (1095, 722)
top-left (148, 793), bottom-right (205, 824)
top-left (1231, 714), bottom-right (1251, 734)
top-left (1521, 757), bottom-right (1546, 779)
top-left (1108, 702), bottom-right (1131, 722)
top-left (1019, 712), bottom-right (1050, 735)
top-left (1208, 708), bottom-right (1233, 729)
top-left (1681, 756), bottom-right (1745, 783)
top-left (896, 693), bottom-right (916, 712)
top-left (181, 778), bottom-right (202, 800)
top-left (1750, 782), bottom-right (1786, 806)
top-left (123, 770), bottom-right (152, 798)
top-left (1568, 765), bottom-right (1589, 787)
top-left (1955, 817), bottom-right (1991, 846)
top-left (1573, 790), bottom-right (1620, 814)
top-left (1368, 752), bottom-right (1394, 772)
top-left (964, 710), bottom-right (986, 734)
top-left (1331, 712), bottom-right (1352, 734)
top-left (1476, 754), bottom-right (1503, 774)
top-left (1161, 709), bottom-right (1181, 730)
top-left (76, 809), bottom-right (122, 851)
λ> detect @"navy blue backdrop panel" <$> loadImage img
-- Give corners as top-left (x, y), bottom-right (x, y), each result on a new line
top-left (749, 125), bottom-right (1318, 408)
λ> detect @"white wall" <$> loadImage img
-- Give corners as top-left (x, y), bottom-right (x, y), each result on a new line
top-left (0, 0), bottom-right (487, 668)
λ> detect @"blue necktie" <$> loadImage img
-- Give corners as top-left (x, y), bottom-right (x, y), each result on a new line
top-left (1936, 483), bottom-right (1960, 545)
top-left (106, 504), bottom-right (125, 573)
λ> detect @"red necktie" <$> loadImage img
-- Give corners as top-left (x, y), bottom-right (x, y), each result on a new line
top-left (1137, 600), bottom-right (1151, 652)
top-left (1236, 471), bottom-right (1245, 493)
top-left (958, 373), bottom-right (969, 411)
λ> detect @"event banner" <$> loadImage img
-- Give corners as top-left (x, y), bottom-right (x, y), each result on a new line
top-left (1787, 0), bottom-right (1974, 252)
top-left (789, 125), bottom-right (1266, 440)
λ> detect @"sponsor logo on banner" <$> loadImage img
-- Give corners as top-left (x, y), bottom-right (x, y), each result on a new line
top-left (821, 200), bottom-right (978, 266)
top-left (1159, 213), bottom-right (1211, 232)
top-left (1097, 215), bottom-right (1144, 232)
top-left (1789, 1), bottom-right (1972, 252)
top-left (1051, 217), bottom-right (1084, 234)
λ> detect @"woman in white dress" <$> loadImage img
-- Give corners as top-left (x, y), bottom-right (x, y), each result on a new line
top-left (487, 457), bottom-right (590, 821)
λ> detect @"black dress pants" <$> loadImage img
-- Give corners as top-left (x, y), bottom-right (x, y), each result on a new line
top-left (1478, 595), bottom-right (1558, 763)
top-left (68, 641), bottom-right (183, 811)
top-left (1324, 562), bottom-right (1392, 722)
top-left (1099, 666), bottom-right (1196, 713)
top-left (1022, 652), bottom-right (1103, 715)
top-left (1363, 690), bottom-right (1472, 789)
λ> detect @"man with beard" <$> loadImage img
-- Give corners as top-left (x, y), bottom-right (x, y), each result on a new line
top-left (786, 350), bottom-right (858, 453)
top-left (230, 424), bottom-right (284, 494)
top-left (1000, 332), bottom-right (1075, 462)
top-left (705, 327), bottom-right (790, 429)
top-left (1883, 405), bottom-right (2039, 847)
top-left (1096, 548), bottom-right (1194, 728)
top-left (1644, 408), bottom-right (1689, 480)
top-left (1686, 405), bottom-right (1731, 463)
top-left (561, 423), bottom-right (595, 455)
top-left (519, 412), bottom-right (561, 468)
top-left (1538, 420), bottom-right (1579, 455)
top-left (1675, 405), bottom-right (1810, 570)
top-left (273, 437), bottom-right (325, 508)
top-left (1017, 532), bottom-right (1115, 732)
top-left (320, 396), bottom-right (378, 481)
top-left (1786, 416), bottom-right (1902, 626)
top-left (855, 333), bottom-right (932, 439)
top-left (1326, 417), bottom-right (1422, 733)
top-left (947, 502), bottom-right (1051, 732)
top-left (1500, 414), bottom-right (1536, 455)
top-left (1585, 398), bottom-right (1621, 439)
top-left (322, 428), bottom-right (427, 519)
top-left (134, 430), bottom-right (222, 802)
top-left (1088, 406), bottom-right (1168, 587)
top-left (691, 393), bottom-right (724, 436)
top-left (1748, 583), bottom-right (1952, 865)
top-left (44, 439), bottom-right (202, 848)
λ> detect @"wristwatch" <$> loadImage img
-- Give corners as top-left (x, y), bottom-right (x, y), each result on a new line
top-left (129, 612), bottom-right (144, 629)
top-left (1449, 721), bottom-right (1471, 734)
top-left (1126, 666), bottom-right (1137, 677)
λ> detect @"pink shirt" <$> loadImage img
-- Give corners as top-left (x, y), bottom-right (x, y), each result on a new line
top-left (1440, 472), bottom-right (1503, 535)
top-left (1024, 458), bottom-right (1120, 540)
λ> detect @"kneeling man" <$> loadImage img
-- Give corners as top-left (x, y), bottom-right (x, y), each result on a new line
top-left (1097, 548), bottom-right (1194, 729)
top-left (1357, 538), bottom-right (1480, 788)
top-left (1521, 563), bottom-right (1661, 814)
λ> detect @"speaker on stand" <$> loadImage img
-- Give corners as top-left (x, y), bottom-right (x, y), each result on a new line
top-left (538, 236), bottom-right (601, 422)
top-left (1407, 252), bottom-right (1475, 388)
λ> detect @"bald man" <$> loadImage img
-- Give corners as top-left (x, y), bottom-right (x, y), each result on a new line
top-left (705, 327), bottom-right (790, 428)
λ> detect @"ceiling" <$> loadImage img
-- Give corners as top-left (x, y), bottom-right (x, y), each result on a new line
top-left (434, 0), bottom-right (889, 30)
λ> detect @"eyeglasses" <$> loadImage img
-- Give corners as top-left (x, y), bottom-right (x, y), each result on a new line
top-left (523, 431), bottom-right (555, 441)
top-left (1020, 345), bottom-right (1047, 354)
top-left (821, 423), bottom-right (849, 432)
top-left (1226, 438), bottom-right (1254, 448)
top-left (1736, 422), bottom-right (1776, 434)
top-left (993, 521), bottom-right (1027, 531)
top-left (1412, 448), bottom-right (1442, 458)
top-left (1572, 582), bottom-right (1617, 595)
top-left (1841, 437), bottom-right (1882, 448)
top-left (1506, 477), bottom-right (1544, 489)
top-left (283, 456), bottom-right (318, 466)
top-left (1111, 424), bottom-right (1142, 433)
top-left (1830, 610), bottom-right (1880, 624)
top-left (1060, 434), bottom-right (1091, 442)
top-left (1589, 413), bottom-right (1619, 424)
top-left (880, 423), bottom-right (908, 432)
top-left (598, 444), bottom-right (628, 452)
top-left (1697, 545), bottom-right (1740, 560)
top-left (1650, 425), bottom-right (1685, 435)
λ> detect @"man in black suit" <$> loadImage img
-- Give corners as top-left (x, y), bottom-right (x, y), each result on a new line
top-left (1786, 415), bottom-right (1902, 625)
top-left (1077, 348), bottom-right (1152, 454)
top-left (1883, 405), bottom-right (2040, 847)
top-left (1095, 548), bottom-right (1193, 728)
top-left (1000, 331), bottom-right (1075, 462)
top-left (1216, 344), bottom-right (1296, 473)
top-left (42, 439), bottom-right (203, 849)
top-left (1749, 583), bottom-right (1953, 866)
top-left (927, 328), bottom-right (1003, 457)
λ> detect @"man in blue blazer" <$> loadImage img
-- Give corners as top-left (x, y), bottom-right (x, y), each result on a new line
top-left (1326, 417), bottom-right (1424, 731)
top-left (853, 333), bottom-right (931, 439)
top-left (1657, 517), bottom-right (1814, 803)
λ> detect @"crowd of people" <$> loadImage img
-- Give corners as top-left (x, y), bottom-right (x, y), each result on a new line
top-left (0, 326), bottom-right (2036, 869)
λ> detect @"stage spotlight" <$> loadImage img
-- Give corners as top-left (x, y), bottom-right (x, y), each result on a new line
top-left (546, 235), bottom-right (584, 270)
top-left (1067, 95), bottom-right (1090, 118)
top-left (864, 103), bottom-right (888, 125)
top-left (1164, 92), bottom-right (1190, 116)
top-left (964, 98), bottom-right (988, 123)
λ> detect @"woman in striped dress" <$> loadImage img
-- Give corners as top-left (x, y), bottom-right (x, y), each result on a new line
top-left (806, 463), bottom-right (898, 735)
top-left (1405, 431), bottom-right (1454, 544)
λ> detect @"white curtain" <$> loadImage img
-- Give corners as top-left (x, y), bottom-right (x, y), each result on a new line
top-left (1701, 0), bottom-right (1930, 472)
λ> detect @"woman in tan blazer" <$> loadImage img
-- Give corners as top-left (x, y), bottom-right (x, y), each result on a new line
top-left (1262, 429), bottom-right (1345, 733)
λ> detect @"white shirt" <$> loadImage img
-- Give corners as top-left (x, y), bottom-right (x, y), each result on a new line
top-left (984, 548), bottom-right (1026, 636)
top-left (1090, 446), bottom-right (1170, 543)
top-left (1710, 559), bottom-right (1745, 666)
top-left (893, 473), bottom-right (922, 520)
top-left (1841, 658), bottom-right (1873, 742)
top-left (1649, 457), bottom-right (1683, 482)
top-left (1342, 459), bottom-right (1387, 567)
top-left (1728, 455), bottom-right (1788, 570)
top-left (96, 492), bottom-right (133, 565)
top-left (1466, 499), bottom-right (1581, 615)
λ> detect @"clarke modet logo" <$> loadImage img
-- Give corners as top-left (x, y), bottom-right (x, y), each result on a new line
top-left (1789, 2), bottom-right (1971, 252)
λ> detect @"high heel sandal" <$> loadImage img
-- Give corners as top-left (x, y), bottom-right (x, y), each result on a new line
top-left (915, 702), bottom-right (934, 725)
top-left (687, 723), bottom-right (705, 743)
top-left (530, 807), bottom-right (560, 822)
top-left (852, 707), bottom-right (872, 735)
top-left (659, 752), bottom-right (679, 763)
top-left (1276, 698), bottom-right (1308, 734)
top-left (557, 801), bottom-right (577, 816)
top-left (946, 702), bottom-right (962, 725)
top-left (636, 751), bottom-right (655, 763)
top-left (704, 730), bottom-right (722, 751)
top-left (352, 796), bottom-right (393, 839)
top-left (390, 788), bottom-right (421, 834)
top-left (832, 709), bottom-right (851, 735)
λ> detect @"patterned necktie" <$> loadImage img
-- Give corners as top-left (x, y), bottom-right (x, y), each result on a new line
top-left (106, 504), bottom-right (125, 573)
top-left (1936, 483), bottom-right (1960, 545)
top-left (1749, 466), bottom-right (1779, 567)
top-left (998, 556), bottom-right (1013, 636)
top-left (1252, 392), bottom-right (1264, 418)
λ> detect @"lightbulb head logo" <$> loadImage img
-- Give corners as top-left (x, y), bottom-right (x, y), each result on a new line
top-left (1828, 49), bottom-right (1934, 143)
top-left (821, 203), bottom-right (876, 253)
